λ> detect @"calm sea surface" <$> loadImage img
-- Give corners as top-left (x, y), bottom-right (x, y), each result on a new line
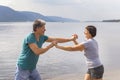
top-left (0, 22), bottom-right (120, 80)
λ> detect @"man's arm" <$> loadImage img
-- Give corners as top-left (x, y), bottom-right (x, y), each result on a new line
top-left (28, 42), bottom-right (54, 55)
top-left (46, 35), bottom-right (77, 43)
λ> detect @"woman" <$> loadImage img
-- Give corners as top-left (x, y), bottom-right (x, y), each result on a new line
top-left (55, 25), bottom-right (104, 80)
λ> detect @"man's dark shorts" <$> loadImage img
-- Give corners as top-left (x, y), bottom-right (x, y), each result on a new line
top-left (87, 65), bottom-right (104, 79)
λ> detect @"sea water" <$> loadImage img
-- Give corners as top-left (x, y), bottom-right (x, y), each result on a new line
top-left (0, 22), bottom-right (120, 80)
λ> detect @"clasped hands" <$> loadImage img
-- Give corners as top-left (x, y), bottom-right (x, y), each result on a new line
top-left (51, 34), bottom-right (78, 48)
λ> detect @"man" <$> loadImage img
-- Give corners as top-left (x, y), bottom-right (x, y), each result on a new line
top-left (15, 19), bottom-right (76, 80)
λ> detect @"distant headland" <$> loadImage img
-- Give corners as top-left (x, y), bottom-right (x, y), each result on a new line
top-left (102, 19), bottom-right (120, 22)
top-left (0, 5), bottom-right (79, 22)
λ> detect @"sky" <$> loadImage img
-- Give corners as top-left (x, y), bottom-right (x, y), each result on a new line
top-left (0, 0), bottom-right (120, 21)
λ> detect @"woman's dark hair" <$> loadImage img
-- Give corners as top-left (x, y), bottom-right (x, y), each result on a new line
top-left (86, 25), bottom-right (97, 37)
top-left (33, 19), bottom-right (46, 31)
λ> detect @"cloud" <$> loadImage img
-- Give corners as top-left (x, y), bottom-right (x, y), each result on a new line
top-left (33, 0), bottom-right (84, 5)
top-left (0, 0), bottom-right (13, 5)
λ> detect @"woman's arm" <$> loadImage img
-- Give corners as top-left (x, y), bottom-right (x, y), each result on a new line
top-left (73, 40), bottom-right (79, 45)
top-left (72, 34), bottom-right (79, 45)
top-left (55, 43), bottom-right (84, 52)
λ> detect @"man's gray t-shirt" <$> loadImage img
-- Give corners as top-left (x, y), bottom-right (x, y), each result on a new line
top-left (81, 38), bottom-right (102, 68)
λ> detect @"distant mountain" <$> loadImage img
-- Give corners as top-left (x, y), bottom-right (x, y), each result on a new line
top-left (0, 5), bottom-right (28, 22)
top-left (0, 5), bottom-right (79, 22)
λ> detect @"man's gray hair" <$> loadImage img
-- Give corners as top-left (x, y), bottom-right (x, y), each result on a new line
top-left (33, 19), bottom-right (46, 31)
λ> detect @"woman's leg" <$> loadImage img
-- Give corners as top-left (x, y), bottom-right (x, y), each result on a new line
top-left (84, 74), bottom-right (103, 80)
top-left (92, 78), bottom-right (102, 80)
top-left (84, 73), bottom-right (91, 80)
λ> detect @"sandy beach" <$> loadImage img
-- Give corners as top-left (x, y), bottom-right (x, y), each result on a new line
top-left (45, 70), bottom-right (120, 80)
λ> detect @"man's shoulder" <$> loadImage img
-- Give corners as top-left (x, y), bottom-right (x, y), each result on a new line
top-left (24, 33), bottom-right (35, 42)
top-left (25, 33), bottom-right (34, 38)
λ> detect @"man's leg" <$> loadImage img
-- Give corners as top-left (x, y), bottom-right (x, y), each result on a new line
top-left (15, 66), bottom-right (30, 80)
top-left (29, 69), bottom-right (41, 80)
